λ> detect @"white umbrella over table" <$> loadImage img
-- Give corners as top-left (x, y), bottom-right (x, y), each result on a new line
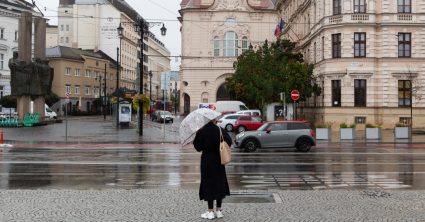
top-left (179, 108), bottom-right (222, 146)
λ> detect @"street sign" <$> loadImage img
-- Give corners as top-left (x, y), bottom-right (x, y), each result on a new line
top-left (291, 90), bottom-right (300, 101)
top-left (65, 92), bottom-right (70, 103)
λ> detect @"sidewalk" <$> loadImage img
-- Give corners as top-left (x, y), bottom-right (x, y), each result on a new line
top-left (2, 115), bottom-right (425, 144)
top-left (1, 189), bottom-right (424, 221)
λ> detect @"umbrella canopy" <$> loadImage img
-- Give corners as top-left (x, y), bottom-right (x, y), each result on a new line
top-left (179, 108), bottom-right (222, 146)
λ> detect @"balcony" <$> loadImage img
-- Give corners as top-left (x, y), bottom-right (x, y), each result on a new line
top-left (397, 14), bottom-right (412, 21)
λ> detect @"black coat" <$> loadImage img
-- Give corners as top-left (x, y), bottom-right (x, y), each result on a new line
top-left (193, 121), bottom-right (232, 201)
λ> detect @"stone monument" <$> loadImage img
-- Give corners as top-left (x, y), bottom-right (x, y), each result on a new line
top-left (9, 12), bottom-right (54, 123)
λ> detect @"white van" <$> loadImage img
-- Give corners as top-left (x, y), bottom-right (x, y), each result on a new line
top-left (45, 104), bottom-right (57, 119)
top-left (215, 101), bottom-right (248, 114)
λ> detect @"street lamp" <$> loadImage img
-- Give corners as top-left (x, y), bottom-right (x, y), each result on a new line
top-left (116, 23), bottom-right (123, 128)
top-left (149, 70), bottom-right (153, 119)
top-left (135, 19), bottom-right (167, 136)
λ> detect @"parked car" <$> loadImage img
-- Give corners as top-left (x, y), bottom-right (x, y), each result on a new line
top-left (217, 114), bottom-right (243, 132)
top-left (152, 110), bottom-right (174, 123)
top-left (233, 115), bottom-right (264, 133)
top-left (45, 104), bottom-right (57, 119)
top-left (235, 109), bottom-right (261, 116)
top-left (234, 120), bottom-right (315, 152)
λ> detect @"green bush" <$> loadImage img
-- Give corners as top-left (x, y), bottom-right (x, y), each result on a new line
top-left (366, 123), bottom-right (382, 128)
top-left (340, 123), bottom-right (355, 128)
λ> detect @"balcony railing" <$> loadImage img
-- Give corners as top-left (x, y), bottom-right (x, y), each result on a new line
top-left (397, 14), bottom-right (412, 21)
top-left (351, 14), bottom-right (369, 21)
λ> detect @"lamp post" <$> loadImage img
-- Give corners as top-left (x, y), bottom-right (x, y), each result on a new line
top-left (135, 19), bottom-right (167, 136)
top-left (149, 70), bottom-right (153, 119)
top-left (174, 82), bottom-right (177, 115)
top-left (116, 23), bottom-right (123, 128)
top-left (95, 73), bottom-right (102, 115)
top-left (103, 63), bottom-right (107, 120)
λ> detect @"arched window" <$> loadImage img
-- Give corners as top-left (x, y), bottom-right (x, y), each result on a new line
top-left (201, 92), bottom-right (209, 103)
top-left (241, 36), bottom-right (248, 53)
top-left (213, 36), bottom-right (220, 57)
top-left (224, 31), bottom-right (238, 57)
top-left (216, 83), bottom-right (230, 101)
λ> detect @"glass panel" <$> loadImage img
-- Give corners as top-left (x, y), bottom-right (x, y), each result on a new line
top-left (405, 34), bottom-right (410, 41)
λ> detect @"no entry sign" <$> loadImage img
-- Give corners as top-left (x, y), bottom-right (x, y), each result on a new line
top-left (291, 90), bottom-right (300, 101)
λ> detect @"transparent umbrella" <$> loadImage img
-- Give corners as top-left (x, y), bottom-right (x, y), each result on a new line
top-left (179, 108), bottom-right (222, 146)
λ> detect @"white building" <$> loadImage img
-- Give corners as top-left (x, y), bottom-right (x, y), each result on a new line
top-left (0, 0), bottom-right (39, 100)
top-left (179, 0), bottom-right (278, 114)
top-left (57, 0), bottom-right (170, 94)
top-left (277, 0), bottom-right (425, 128)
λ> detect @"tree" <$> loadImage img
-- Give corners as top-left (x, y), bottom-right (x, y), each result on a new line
top-left (44, 93), bottom-right (60, 107)
top-left (227, 39), bottom-right (321, 110)
top-left (0, 95), bottom-right (17, 108)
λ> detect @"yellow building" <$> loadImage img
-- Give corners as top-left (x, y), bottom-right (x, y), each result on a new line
top-left (46, 46), bottom-right (118, 115)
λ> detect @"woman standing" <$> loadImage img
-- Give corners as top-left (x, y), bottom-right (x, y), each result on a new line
top-left (193, 120), bottom-right (232, 220)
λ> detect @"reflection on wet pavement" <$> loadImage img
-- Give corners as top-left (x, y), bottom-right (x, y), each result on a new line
top-left (1, 143), bottom-right (425, 190)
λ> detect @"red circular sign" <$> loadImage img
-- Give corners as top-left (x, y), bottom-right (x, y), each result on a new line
top-left (291, 90), bottom-right (300, 101)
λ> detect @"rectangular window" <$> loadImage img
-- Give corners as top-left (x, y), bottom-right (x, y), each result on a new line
top-left (74, 68), bottom-right (80, 76)
top-left (61, 25), bottom-right (64, 31)
top-left (398, 33), bottom-right (411, 58)
top-left (332, 33), bottom-right (341, 58)
top-left (86, 70), bottom-right (91, 77)
top-left (94, 71), bottom-right (99, 79)
top-left (398, 0), bottom-right (411, 13)
top-left (66, 25), bottom-right (69, 31)
top-left (60, 37), bottom-right (64, 43)
top-left (354, 79), bottom-right (366, 107)
top-left (0, 54), bottom-right (3, 70)
top-left (214, 37), bottom-right (220, 56)
top-left (65, 67), bottom-right (72, 75)
top-left (65, 85), bottom-right (71, 94)
top-left (333, 0), bottom-right (342, 15)
top-left (354, 0), bottom-right (366, 13)
top-left (355, 116), bottom-right (366, 124)
top-left (332, 80), bottom-right (341, 107)
top-left (75, 86), bottom-right (80, 95)
top-left (85, 86), bottom-right (90, 95)
top-left (321, 36), bottom-right (325, 60)
top-left (0, 28), bottom-right (4, 39)
top-left (313, 42), bottom-right (317, 63)
top-left (14, 31), bottom-right (18, 41)
top-left (65, 37), bottom-right (69, 43)
top-left (354, 32), bottom-right (366, 57)
top-left (399, 117), bottom-right (411, 125)
top-left (398, 80), bottom-right (411, 107)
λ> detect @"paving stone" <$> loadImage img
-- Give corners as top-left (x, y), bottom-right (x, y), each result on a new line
top-left (1, 189), bottom-right (425, 221)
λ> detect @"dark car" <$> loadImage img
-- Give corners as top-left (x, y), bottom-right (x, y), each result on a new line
top-left (152, 110), bottom-right (174, 123)
top-left (234, 121), bottom-right (316, 152)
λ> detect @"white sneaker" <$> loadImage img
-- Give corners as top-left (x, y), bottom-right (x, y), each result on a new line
top-left (215, 210), bottom-right (224, 218)
top-left (201, 211), bottom-right (215, 220)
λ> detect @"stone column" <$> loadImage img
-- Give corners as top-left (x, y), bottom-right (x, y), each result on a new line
top-left (17, 11), bottom-right (33, 123)
top-left (34, 17), bottom-right (47, 121)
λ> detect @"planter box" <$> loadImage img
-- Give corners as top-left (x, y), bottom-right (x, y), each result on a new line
top-left (366, 128), bottom-right (381, 140)
top-left (316, 128), bottom-right (331, 140)
top-left (395, 127), bottom-right (411, 139)
top-left (340, 128), bottom-right (355, 140)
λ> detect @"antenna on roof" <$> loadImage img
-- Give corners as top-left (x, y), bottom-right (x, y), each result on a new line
top-left (31, 0), bottom-right (45, 17)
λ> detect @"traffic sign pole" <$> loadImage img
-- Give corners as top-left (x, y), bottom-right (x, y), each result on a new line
top-left (291, 90), bottom-right (300, 120)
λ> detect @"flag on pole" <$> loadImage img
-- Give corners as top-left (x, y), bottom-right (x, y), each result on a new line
top-left (274, 18), bottom-right (285, 38)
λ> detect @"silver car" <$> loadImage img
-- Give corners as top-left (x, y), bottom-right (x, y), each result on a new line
top-left (234, 121), bottom-right (315, 152)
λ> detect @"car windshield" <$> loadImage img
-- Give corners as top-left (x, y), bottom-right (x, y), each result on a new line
top-left (160, 111), bottom-right (171, 115)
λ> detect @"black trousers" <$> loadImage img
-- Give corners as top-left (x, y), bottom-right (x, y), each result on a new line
top-left (207, 199), bottom-right (222, 209)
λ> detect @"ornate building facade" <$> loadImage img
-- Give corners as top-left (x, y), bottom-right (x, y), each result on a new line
top-left (277, 0), bottom-right (425, 128)
top-left (179, 0), bottom-right (278, 114)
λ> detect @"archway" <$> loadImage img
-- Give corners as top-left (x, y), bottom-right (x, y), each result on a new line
top-left (216, 83), bottom-right (230, 101)
top-left (184, 93), bottom-right (190, 114)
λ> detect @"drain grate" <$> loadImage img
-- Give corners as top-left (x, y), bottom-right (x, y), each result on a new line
top-left (361, 190), bottom-right (391, 198)
top-left (224, 192), bottom-right (276, 203)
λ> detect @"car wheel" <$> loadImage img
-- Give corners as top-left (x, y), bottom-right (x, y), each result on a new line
top-left (296, 139), bottom-right (312, 152)
top-left (243, 139), bottom-right (259, 152)
top-left (225, 124), bottom-right (233, 132)
top-left (237, 126), bottom-right (246, 133)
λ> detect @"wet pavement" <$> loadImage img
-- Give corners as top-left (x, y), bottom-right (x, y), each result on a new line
top-left (2, 116), bottom-right (425, 221)
top-left (1, 143), bottom-right (425, 191)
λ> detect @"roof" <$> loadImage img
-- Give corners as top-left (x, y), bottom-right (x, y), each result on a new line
top-left (46, 46), bottom-right (114, 64)
top-left (180, 0), bottom-right (276, 10)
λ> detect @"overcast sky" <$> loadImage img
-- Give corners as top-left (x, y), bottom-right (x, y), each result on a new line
top-left (30, 0), bottom-right (182, 71)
